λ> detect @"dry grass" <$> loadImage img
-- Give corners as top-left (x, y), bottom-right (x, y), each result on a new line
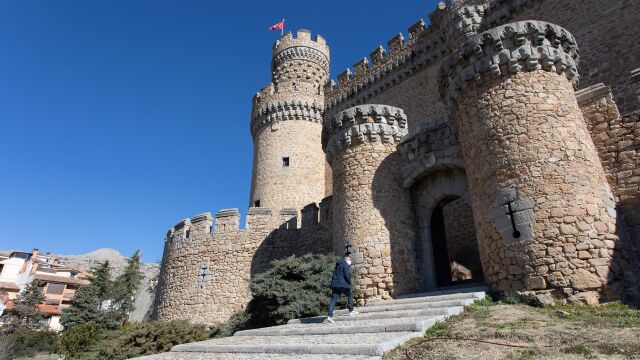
top-left (385, 297), bottom-right (640, 360)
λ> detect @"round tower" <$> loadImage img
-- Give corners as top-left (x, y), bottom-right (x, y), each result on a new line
top-left (249, 29), bottom-right (330, 217)
top-left (439, 21), bottom-right (621, 299)
top-left (323, 104), bottom-right (420, 300)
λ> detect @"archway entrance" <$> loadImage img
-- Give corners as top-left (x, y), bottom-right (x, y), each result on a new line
top-left (429, 196), bottom-right (483, 287)
top-left (413, 169), bottom-right (484, 290)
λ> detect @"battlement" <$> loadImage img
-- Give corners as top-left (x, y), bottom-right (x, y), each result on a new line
top-left (273, 29), bottom-right (329, 60)
top-left (324, 9), bottom-right (447, 113)
top-left (322, 104), bottom-right (408, 160)
top-left (164, 198), bottom-right (334, 244)
top-left (250, 98), bottom-right (324, 137)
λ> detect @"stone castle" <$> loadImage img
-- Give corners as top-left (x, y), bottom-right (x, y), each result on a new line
top-left (153, 0), bottom-right (640, 325)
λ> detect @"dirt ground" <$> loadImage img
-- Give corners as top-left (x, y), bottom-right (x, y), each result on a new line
top-left (385, 299), bottom-right (640, 360)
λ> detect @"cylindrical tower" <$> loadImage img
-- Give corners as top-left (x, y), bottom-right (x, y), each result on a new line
top-left (439, 21), bottom-right (621, 299)
top-left (249, 29), bottom-right (330, 217)
top-left (323, 105), bottom-right (419, 300)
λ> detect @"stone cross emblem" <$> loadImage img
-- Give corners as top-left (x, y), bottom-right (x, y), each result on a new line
top-left (197, 261), bottom-right (212, 293)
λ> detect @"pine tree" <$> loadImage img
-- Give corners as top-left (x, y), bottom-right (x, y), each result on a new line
top-left (60, 284), bottom-right (106, 330)
top-left (60, 260), bottom-right (120, 330)
top-left (7, 280), bottom-right (45, 329)
top-left (111, 250), bottom-right (143, 324)
top-left (88, 260), bottom-right (112, 299)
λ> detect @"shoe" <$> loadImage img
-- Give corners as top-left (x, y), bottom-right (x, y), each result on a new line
top-left (326, 317), bottom-right (334, 323)
top-left (349, 310), bottom-right (359, 316)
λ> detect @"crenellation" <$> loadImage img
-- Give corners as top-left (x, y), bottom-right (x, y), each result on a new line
top-left (214, 209), bottom-right (240, 234)
top-left (408, 19), bottom-right (427, 40)
top-left (369, 46), bottom-right (386, 65)
top-left (386, 33), bottom-right (405, 55)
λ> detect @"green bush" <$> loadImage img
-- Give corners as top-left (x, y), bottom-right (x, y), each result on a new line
top-left (96, 320), bottom-right (209, 359)
top-left (56, 321), bottom-right (104, 359)
top-left (1, 327), bottom-right (57, 358)
top-left (210, 311), bottom-right (251, 338)
top-left (245, 254), bottom-right (345, 327)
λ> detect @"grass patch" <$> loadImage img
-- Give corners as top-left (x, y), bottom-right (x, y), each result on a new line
top-left (546, 302), bottom-right (640, 328)
top-left (504, 349), bottom-right (538, 360)
top-left (424, 320), bottom-right (451, 338)
top-left (562, 344), bottom-right (597, 359)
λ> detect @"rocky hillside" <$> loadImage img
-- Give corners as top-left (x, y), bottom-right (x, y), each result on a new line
top-left (53, 248), bottom-right (160, 321)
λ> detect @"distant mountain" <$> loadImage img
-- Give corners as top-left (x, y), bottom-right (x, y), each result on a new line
top-left (53, 248), bottom-right (160, 321)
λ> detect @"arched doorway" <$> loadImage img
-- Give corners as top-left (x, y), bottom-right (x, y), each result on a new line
top-left (430, 196), bottom-right (484, 287)
top-left (414, 169), bottom-right (484, 290)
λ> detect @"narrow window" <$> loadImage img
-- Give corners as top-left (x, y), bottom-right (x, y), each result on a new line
top-left (282, 157), bottom-right (290, 167)
top-left (185, 228), bottom-right (191, 239)
top-left (254, 200), bottom-right (261, 207)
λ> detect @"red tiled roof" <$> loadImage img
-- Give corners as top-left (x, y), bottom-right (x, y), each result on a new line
top-left (35, 274), bottom-right (89, 285)
top-left (0, 282), bottom-right (20, 291)
top-left (37, 304), bottom-right (60, 315)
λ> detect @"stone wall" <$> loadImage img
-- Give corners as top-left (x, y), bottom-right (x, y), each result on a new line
top-left (440, 21), bottom-right (622, 300)
top-left (487, 0), bottom-right (640, 115)
top-left (153, 203), bottom-right (333, 326)
top-left (576, 84), bottom-right (640, 301)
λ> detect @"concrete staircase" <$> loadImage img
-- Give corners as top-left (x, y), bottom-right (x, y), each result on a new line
top-left (134, 286), bottom-right (487, 360)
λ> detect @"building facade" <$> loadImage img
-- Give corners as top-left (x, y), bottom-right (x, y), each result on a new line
top-left (153, 0), bottom-right (640, 325)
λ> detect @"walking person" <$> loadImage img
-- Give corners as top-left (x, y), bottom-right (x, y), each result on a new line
top-left (326, 253), bottom-right (358, 323)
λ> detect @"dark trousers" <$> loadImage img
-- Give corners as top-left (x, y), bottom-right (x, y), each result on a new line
top-left (327, 287), bottom-right (353, 317)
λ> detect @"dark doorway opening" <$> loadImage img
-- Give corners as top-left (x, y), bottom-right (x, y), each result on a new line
top-left (430, 196), bottom-right (484, 287)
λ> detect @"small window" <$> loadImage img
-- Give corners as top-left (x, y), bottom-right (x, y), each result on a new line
top-left (254, 200), bottom-right (261, 207)
top-left (282, 157), bottom-right (290, 167)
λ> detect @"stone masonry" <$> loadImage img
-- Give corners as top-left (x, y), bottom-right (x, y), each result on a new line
top-left (154, 0), bottom-right (640, 326)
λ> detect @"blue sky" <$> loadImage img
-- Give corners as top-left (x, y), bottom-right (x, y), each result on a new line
top-left (0, 0), bottom-right (440, 262)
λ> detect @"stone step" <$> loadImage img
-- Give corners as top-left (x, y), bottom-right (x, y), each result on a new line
top-left (235, 316), bottom-right (443, 336)
top-left (171, 332), bottom-right (423, 356)
top-left (366, 289), bottom-right (487, 306)
top-left (288, 306), bottom-right (464, 324)
top-left (334, 298), bottom-right (475, 316)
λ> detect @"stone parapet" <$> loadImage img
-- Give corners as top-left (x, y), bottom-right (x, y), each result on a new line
top-left (272, 29), bottom-right (329, 66)
top-left (250, 99), bottom-right (324, 138)
top-left (324, 16), bottom-right (446, 115)
top-left (322, 105), bottom-right (408, 161)
top-left (439, 20), bottom-right (579, 107)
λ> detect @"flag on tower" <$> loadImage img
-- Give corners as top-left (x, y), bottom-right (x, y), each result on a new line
top-left (269, 19), bottom-right (285, 35)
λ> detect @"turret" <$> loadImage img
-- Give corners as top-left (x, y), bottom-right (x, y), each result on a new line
top-left (249, 30), bottom-right (331, 221)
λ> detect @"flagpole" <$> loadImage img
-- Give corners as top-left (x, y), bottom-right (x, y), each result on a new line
top-left (281, 19), bottom-right (284, 36)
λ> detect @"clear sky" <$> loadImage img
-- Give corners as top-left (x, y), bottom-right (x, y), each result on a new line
top-left (0, 0), bottom-right (441, 262)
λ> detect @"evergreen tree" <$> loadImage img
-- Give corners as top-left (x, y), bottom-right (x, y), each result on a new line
top-left (88, 260), bottom-right (112, 299)
top-left (60, 284), bottom-right (107, 330)
top-left (111, 250), bottom-right (143, 324)
top-left (61, 260), bottom-right (121, 330)
top-left (7, 280), bottom-right (45, 329)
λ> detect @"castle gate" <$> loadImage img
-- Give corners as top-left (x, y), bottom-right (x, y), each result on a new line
top-left (413, 169), bottom-right (484, 290)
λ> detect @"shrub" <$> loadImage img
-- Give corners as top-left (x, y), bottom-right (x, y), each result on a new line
top-left (96, 320), bottom-right (209, 359)
top-left (210, 311), bottom-right (251, 338)
top-left (245, 254), bottom-right (342, 327)
top-left (56, 321), bottom-right (104, 359)
top-left (1, 327), bottom-right (57, 358)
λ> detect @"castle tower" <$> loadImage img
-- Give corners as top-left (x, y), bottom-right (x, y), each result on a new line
top-left (439, 21), bottom-right (621, 299)
top-left (249, 30), bottom-right (330, 219)
top-left (323, 105), bottom-right (420, 300)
